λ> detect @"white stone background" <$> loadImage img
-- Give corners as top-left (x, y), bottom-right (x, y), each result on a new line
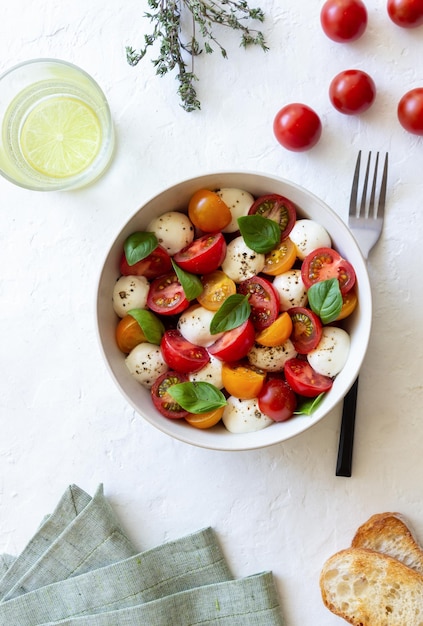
top-left (1, 1), bottom-right (423, 623)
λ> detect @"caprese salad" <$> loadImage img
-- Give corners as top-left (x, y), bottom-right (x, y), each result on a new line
top-left (112, 188), bottom-right (357, 434)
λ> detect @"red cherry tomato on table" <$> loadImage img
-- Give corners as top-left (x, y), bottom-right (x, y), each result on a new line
top-left (151, 371), bottom-right (190, 419)
top-left (320, 0), bottom-right (368, 42)
top-left (398, 88), bottom-right (423, 135)
top-left (288, 307), bottom-right (323, 355)
top-left (248, 194), bottom-right (297, 240)
top-left (208, 319), bottom-right (256, 362)
top-left (273, 104), bottom-right (322, 152)
top-left (161, 329), bottom-right (210, 373)
top-left (258, 378), bottom-right (297, 422)
top-left (147, 272), bottom-right (190, 316)
top-left (329, 70), bottom-right (376, 115)
top-left (173, 233), bottom-right (226, 275)
top-left (238, 276), bottom-right (280, 331)
top-left (301, 247), bottom-right (356, 295)
top-left (284, 358), bottom-right (333, 398)
top-left (387, 0), bottom-right (423, 27)
top-left (119, 245), bottom-right (172, 279)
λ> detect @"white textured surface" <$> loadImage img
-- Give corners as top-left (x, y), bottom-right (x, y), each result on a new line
top-left (1, 1), bottom-right (423, 624)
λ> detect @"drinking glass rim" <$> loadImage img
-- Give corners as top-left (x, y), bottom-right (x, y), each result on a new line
top-left (0, 58), bottom-right (106, 92)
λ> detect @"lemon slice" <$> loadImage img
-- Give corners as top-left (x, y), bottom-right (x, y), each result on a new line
top-left (20, 96), bottom-right (102, 178)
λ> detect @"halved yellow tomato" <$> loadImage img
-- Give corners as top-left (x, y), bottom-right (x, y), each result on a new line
top-left (336, 288), bottom-right (358, 320)
top-left (188, 189), bottom-right (232, 232)
top-left (197, 270), bottom-right (236, 311)
top-left (116, 315), bottom-right (146, 353)
top-left (255, 312), bottom-right (293, 347)
top-left (185, 406), bottom-right (225, 429)
top-left (262, 237), bottom-right (297, 276)
top-left (221, 361), bottom-right (266, 399)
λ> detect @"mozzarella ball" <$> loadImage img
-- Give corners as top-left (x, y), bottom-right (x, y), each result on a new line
top-left (222, 396), bottom-right (273, 433)
top-left (272, 269), bottom-right (308, 310)
top-left (289, 219), bottom-right (331, 260)
top-left (113, 275), bottom-right (149, 318)
top-left (216, 188), bottom-right (255, 233)
top-left (147, 211), bottom-right (194, 255)
top-left (125, 343), bottom-right (168, 388)
top-left (177, 304), bottom-right (223, 347)
top-left (221, 236), bottom-right (265, 283)
top-left (247, 339), bottom-right (297, 372)
top-left (189, 354), bottom-right (223, 389)
top-left (307, 326), bottom-right (350, 377)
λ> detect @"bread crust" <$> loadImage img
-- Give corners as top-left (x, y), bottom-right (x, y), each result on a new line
top-left (320, 547), bottom-right (423, 626)
top-left (351, 512), bottom-right (423, 575)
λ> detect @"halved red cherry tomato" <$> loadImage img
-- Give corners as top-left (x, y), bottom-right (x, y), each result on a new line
top-left (238, 276), bottom-right (280, 331)
top-left (262, 237), bottom-right (297, 276)
top-left (185, 406), bottom-right (225, 429)
top-left (115, 315), bottom-right (146, 353)
top-left (151, 371), bottom-right (189, 419)
top-left (248, 194), bottom-right (297, 240)
top-left (208, 319), bottom-right (256, 362)
top-left (197, 270), bottom-right (236, 311)
top-left (173, 233), bottom-right (226, 275)
top-left (284, 358), bottom-right (333, 398)
top-left (301, 247), bottom-right (356, 295)
top-left (147, 272), bottom-right (190, 316)
top-left (221, 360), bottom-right (266, 399)
top-left (258, 378), bottom-right (297, 422)
top-left (161, 329), bottom-right (210, 373)
top-left (288, 307), bottom-right (323, 354)
top-left (188, 189), bottom-right (232, 232)
top-left (119, 245), bottom-right (172, 279)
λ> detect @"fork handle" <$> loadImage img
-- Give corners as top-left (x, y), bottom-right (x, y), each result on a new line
top-left (336, 377), bottom-right (359, 477)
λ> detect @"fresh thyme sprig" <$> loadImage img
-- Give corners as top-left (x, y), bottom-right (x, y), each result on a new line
top-left (126, 0), bottom-right (268, 112)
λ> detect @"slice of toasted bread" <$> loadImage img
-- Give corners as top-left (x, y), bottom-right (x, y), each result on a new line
top-left (320, 547), bottom-right (423, 626)
top-left (351, 512), bottom-right (423, 575)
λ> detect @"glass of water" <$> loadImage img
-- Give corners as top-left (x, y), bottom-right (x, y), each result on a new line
top-left (0, 59), bottom-right (115, 191)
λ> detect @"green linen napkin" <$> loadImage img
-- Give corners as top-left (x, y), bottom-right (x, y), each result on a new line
top-left (39, 573), bottom-right (282, 626)
top-left (0, 484), bottom-right (92, 599)
top-left (0, 528), bottom-right (232, 625)
top-left (0, 554), bottom-right (15, 579)
top-left (0, 484), bottom-right (284, 626)
top-left (0, 484), bottom-right (136, 602)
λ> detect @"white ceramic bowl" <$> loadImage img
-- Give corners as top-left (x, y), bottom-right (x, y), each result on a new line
top-left (96, 172), bottom-right (372, 451)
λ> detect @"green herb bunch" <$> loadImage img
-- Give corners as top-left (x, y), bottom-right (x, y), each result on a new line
top-left (126, 0), bottom-right (268, 112)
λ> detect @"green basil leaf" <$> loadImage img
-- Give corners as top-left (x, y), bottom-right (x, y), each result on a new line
top-left (128, 309), bottom-right (165, 345)
top-left (294, 393), bottom-right (326, 415)
top-left (308, 278), bottom-right (343, 324)
top-left (167, 381), bottom-right (227, 414)
top-left (123, 232), bottom-right (159, 265)
top-left (171, 259), bottom-right (203, 301)
top-left (210, 293), bottom-right (250, 334)
top-left (237, 214), bottom-right (281, 254)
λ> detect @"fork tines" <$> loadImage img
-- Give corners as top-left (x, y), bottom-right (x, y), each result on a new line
top-left (349, 151), bottom-right (388, 219)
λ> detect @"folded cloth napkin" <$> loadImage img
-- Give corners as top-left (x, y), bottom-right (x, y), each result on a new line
top-left (0, 484), bottom-right (284, 626)
top-left (0, 484), bottom-right (136, 602)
